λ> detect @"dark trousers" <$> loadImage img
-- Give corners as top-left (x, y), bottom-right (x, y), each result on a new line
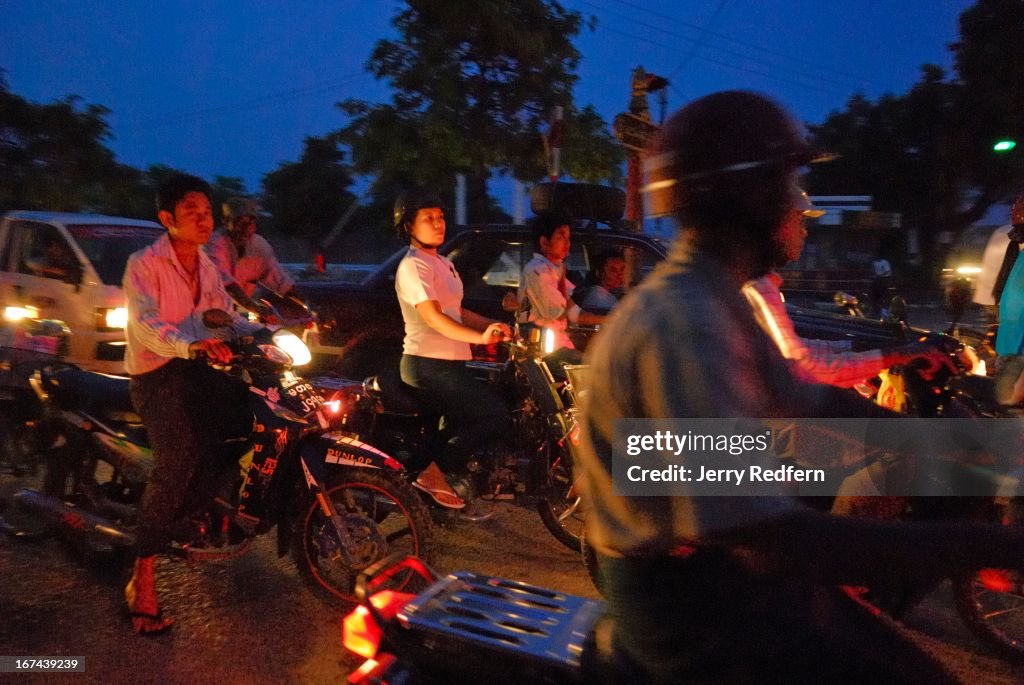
top-left (597, 551), bottom-right (957, 684)
top-left (130, 359), bottom-right (250, 557)
top-left (400, 355), bottom-right (509, 472)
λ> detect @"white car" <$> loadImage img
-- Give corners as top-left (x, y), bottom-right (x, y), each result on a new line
top-left (0, 211), bottom-right (164, 374)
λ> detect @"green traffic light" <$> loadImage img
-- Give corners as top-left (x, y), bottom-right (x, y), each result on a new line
top-left (994, 140), bottom-right (1017, 152)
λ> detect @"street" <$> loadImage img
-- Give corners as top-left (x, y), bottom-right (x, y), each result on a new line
top-left (0, 493), bottom-right (1021, 685)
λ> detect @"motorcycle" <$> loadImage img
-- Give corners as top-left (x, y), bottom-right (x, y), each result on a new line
top-left (341, 554), bottom-right (615, 685)
top-left (2, 309), bottom-right (433, 605)
top-left (312, 327), bottom-right (587, 552)
top-left (0, 313), bottom-right (69, 474)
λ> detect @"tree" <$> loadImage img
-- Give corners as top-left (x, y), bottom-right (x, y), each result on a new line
top-left (0, 79), bottom-right (120, 212)
top-left (806, 0), bottom-right (1024, 276)
top-left (339, 0), bottom-right (623, 227)
top-left (260, 134), bottom-right (356, 241)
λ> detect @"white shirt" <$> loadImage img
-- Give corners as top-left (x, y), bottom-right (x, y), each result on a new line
top-left (517, 252), bottom-right (580, 351)
top-left (395, 247), bottom-right (472, 360)
top-left (123, 234), bottom-right (260, 375)
top-left (205, 230), bottom-right (294, 297)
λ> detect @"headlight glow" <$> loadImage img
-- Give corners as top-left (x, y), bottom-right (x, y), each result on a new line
top-left (955, 266), bottom-right (982, 275)
top-left (3, 306), bottom-right (38, 322)
top-left (272, 330), bottom-right (312, 366)
top-left (104, 307), bottom-right (128, 329)
top-left (542, 328), bottom-right (556, 356)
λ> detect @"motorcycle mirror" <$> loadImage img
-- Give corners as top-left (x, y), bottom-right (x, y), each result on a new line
top-left (202, 309), bottom-right (234, 329)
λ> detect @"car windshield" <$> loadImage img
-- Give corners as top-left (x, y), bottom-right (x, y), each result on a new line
top-left (68, 224), bottom-right (164, 285)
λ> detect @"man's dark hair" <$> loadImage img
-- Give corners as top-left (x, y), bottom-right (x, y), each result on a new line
top-left (530, 210), bottom-right (573, 251)
top-left (155, 173), bottom-right (212, 215)
top-left (647, 91), bottom-right (812, 269)
top-left (590, 248), bottom-right (625, 280)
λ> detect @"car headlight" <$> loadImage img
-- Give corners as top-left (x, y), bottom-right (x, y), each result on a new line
top-left (272, 330), bottom-right (312, 366)
top-left (96, 307), bottom-right (128, 330)
top-left (955, 265), bottom-right (982, 276)
top-left (3, 305), bottom-right (38, 322)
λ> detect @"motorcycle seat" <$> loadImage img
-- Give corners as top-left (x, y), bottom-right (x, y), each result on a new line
top-left (42, 366), bottom-right (139, 421)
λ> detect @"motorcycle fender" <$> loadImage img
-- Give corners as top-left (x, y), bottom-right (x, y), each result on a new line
top-left (301, 433), bottom-right (405, 472)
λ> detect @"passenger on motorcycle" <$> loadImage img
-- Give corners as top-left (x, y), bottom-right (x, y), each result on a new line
top-left (515, 211), bottom-right (606, 369)
top-left (742, 187), bottom-right (956, 388)
top-left (393, 188), bottom-right (512, 511)
top-left (575, 91), bottom-right (1024, 683)
top-left (206, 196), bottom-right (303, 322)
top-left (122, 174), bottom-right (262, 635)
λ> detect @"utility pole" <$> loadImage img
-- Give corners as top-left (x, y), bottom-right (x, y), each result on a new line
top-left (613, 67), bottom-right (668, 231)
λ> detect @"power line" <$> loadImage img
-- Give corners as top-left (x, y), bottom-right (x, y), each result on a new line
top-left (589, 21), bottom-right (850, 97)
top-left (668, 0), bottom-right (734, 80)
top-left (600, 0), bottom-right (893, 88)
top-left (573, 0), bottom-right (889, 93)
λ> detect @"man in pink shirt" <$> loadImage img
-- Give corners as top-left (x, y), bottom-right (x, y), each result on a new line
top-left (122, 174), bottom-right (261, 635)
top-left (743, 188), bottom-right (951, 388)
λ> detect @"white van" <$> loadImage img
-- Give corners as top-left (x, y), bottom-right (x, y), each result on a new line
top-left (0, 211), bottom-right (164, 374)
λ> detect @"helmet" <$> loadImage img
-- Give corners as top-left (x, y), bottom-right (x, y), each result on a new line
top-left (1012, 194), bottom-right (1024, 227)
top-left (644, 91), bottom-right (820, 219)
top-left (393, 188), bottom-right (444, 236)
top-left (223, 197), bottom-right (260, 226)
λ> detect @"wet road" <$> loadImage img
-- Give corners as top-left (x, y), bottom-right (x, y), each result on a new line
top-left (0, 497), bottom-right (1021, 685)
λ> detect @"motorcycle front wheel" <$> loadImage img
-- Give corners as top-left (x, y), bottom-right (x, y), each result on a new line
top-left (535, 449), bottom-right (585, 553)
top-left (292, 469), bottom-right (433, 606)
top-left (953, 568), bottom-right (1024, 662)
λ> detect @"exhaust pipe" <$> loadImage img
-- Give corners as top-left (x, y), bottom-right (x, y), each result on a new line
top-left (12, 488), bottom-right (134, 546)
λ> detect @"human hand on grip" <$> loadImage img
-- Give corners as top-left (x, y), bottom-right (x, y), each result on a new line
top-left (481, 322), bottom-right (512, 344)
top-left (189, 338), bottom-right (234, 364)
top-left (895, 338), bottom-right (959, 381)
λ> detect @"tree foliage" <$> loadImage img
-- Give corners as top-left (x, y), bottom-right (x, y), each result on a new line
top-left (260, 135), bottom-right (356, 240)
top-left (806, 0), bottom-right (1024, 272)
top-left (339, 0), bottom-right (623, 226)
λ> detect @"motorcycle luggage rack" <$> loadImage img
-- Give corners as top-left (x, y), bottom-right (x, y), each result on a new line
top-left (397, 570), bottom-right (603, 682)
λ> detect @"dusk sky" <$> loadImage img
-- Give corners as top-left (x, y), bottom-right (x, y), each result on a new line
top-left (2, 1), bottom-right (977, 208)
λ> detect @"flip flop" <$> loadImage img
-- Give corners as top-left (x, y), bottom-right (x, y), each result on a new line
top-left (412, 480), bottom-right (466, 510)
top-left (126, 609), bottom-right (173, 636)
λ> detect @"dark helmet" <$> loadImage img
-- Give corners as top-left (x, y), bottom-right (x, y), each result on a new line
top-left (393, 188), bottom-right (445, 237)
top-left (643, 90), bottom-right (818, 219)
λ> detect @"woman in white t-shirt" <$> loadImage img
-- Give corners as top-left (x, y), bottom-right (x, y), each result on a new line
top-left (393, 189), bottom-right (512, 510)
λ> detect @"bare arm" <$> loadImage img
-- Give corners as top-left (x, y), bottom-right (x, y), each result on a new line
top-left (416, 300), bottom-right (510, 344)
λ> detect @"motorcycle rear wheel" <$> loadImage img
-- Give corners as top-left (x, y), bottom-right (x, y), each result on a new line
top-left (953, 568), bottom-right (1024, 662)
top-left (292, 469), bottom-right (433, 606)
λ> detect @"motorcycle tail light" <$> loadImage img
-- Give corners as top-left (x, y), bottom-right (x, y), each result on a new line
top-left (977, 569), bottom-right (1015, 593)
top-left (342, 590), bottom-right (414, 659)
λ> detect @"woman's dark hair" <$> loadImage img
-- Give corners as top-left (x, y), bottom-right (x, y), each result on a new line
top-left (647, 91), bottom-right (812, 264)
top-left (155, 173), bottom-right (212, 215)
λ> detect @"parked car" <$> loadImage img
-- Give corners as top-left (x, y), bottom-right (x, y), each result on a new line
top-left (293, 223), bottom-right (669, 378)
top-left (0, 211), bottom-right (164, 374)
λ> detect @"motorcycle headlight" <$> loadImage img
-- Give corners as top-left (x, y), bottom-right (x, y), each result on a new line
top-left (272, 330), bottom-right (312, 366)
